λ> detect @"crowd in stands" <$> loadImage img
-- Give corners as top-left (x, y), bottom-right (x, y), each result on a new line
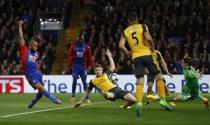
top-left (1, 0), bottom-right (209, 75)
top-left (0, 0), bottom-right (71, 75)
top-left (84, 0), bottom-right (210, 74)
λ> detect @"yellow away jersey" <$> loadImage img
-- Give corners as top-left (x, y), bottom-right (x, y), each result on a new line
top-left (91, 73), bottom-right (117, 92)
top-left (123, 23), bottom-right (151, 60)
top-left (151, 50), bottom-right (161, 71)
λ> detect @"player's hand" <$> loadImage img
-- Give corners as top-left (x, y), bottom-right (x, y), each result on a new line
top-left (197, 69), bottom-right (204, 74)
top-left (106, 49), bottom-right (112, 57)
top-left (74, 102), bottom-right (81, 108)
top-left (197, 70), bottom-right (204, 78)
top-left (150, 45), bottom-right (154, 52)
top-left (128, 51), bottom-right (132, 58)
top-left (18, 20), bottom-right (24, 27)
top-left (167, 72), bottom-right (173, 78)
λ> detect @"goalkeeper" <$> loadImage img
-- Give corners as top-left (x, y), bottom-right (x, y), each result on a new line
top-left (171, 56), bottom-right (209, 108)
top-left (74, 49), bottom-right (136, 108)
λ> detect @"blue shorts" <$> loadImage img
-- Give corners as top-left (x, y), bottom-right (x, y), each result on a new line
top-left (26, 72), bottom-right (44, 89)
top-left (72, 66), bottom-right (87, 79)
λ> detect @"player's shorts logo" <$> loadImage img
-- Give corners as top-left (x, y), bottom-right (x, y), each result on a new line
top-left (0, 77), bottom-right (24, 93)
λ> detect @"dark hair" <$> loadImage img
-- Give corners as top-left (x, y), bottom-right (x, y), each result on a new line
top-left (95, 64), bottom-right (103, 68)
top-left (29, 37), bottom-right (39, 45)
top-left (79, 29), bottom-right (86, 40)
top-left (183, 56), bottom-right (192, 66)
top-left (128, 11), bottom-right (138, 23)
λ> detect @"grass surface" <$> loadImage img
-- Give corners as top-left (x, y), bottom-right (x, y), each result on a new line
top-left (0, 93), bottom-right (210, 125)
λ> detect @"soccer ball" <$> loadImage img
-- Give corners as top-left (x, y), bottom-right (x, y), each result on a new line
top-left (109, 73), bottom-right (119, 83)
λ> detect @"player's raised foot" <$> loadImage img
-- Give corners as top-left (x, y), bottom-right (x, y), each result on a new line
top-left (169, 101), bottom-right (176, 107)
top-left (203, 100), bottom-right (209, 108)
top-left (28, 100), bottom-right (36, 108)
top-left (136, 102), bottom-right (142, 117)
top-left (120, 105), bottom-right (131, 109)
top-left (55, 99), bottom-right (62, 104)
top-left (159, 100), bottom-right (171, 111)
top-left (69, 97), bottom-right (76, 103)
top-left (85, 99), bottom-right (91, 104)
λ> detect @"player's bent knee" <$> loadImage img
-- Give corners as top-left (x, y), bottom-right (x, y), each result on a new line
top-left (124, 93), bottom-right (137, 103)
top-left (136, 77), bottom-right (144, 84)
top-left (155, 73), bottom-right (163, 80)
top-left (34, 83), bottom-right (45, 91)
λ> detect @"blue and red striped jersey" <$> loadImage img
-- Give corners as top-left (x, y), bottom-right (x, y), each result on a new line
top-left (67, 42), bottom-right (94, 69)
top-left (20, 45), bottom-right (40, 73)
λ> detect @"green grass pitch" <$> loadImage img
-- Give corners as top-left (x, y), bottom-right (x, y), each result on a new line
top-left (0, 93), bottom-right (209, 125)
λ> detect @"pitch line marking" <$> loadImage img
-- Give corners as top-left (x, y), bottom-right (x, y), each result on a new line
top-left (0, 101), bottom-right (110, 118)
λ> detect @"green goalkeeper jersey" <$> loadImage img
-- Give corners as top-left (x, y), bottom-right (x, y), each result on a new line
top-left (183, 66), bottom-right (199, 86)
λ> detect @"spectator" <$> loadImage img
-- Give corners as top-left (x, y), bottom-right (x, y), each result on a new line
top-left (84, 0), bottom-right (210, 74)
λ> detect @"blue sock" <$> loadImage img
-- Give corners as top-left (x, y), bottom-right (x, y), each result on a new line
top-left (34, 92), bottom-right (43, 101)
top-left (81, 78), bottom-right (87, 91)
top-left (43, 90), bottom-right (57, 103)
top-left (81, 77), bottom-right (89, 99)
top-left (28, 93), bottom-right (43, 108)
top-left (72, 77), bottom-right (77, 97)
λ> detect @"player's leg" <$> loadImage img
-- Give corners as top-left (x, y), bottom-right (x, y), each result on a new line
top-left (136, 78), bottom-right (144, 117)
top-left (27, 74), bottom-right (61, 108)
top-left (199, 95), bottom-right (209, 108)
top-left (172, 83), bottom-right (191, 102)
top-left (133, 59), bottom-right (145, 116)
top-left (172, 94), bottom-right (191, 102)
top-left (163, 79), bottom-right (176, 106)
top-left (190, 84), bottom-right (209, 108)
top-left (156, 74), bottom-right (171, 111)
top-left (164, 81), bottom-right (170, 97)
top-left (28, 92), bottom-right (43, 108)
top-left (32, 83), bottom-right (61, 104)
top-left (80, 69), bottom-right (88, 91)
top-left (133, 57), bottom-right (150, 117)
top-left (147, 74), bottom-right (154, 95)
top-left (145, 74), bottom-right (154, 105)
top-left (70, 69), bottom-right (79, 103)
top-left (80, 69), bottom-right (90, 103)
top-left (146, 56), bottom-right (170, 111)
top-left (27, 77), bottom-right (44, 108)
top-left (121, 93), bottom-right (137, 108)
top-left (108, 87), bottom-right (136, 108)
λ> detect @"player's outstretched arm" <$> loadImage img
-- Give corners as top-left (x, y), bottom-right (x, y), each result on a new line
top-left (143, 25), bottom-right (154, 51)
top-left (18, 20), bottom-right (25, 46)
top-left (74, 88), bottom-right (91, 108)
top-left (74, 82), bottom-right (94, 108)
top-left (196, 70), bottom-right (204, 79)
top-left (159, 52), bottom-right (172, 78)
top-left (66, 46), bottom-right (74, 74)
top-left (106, 49), bottom-right (115, 72)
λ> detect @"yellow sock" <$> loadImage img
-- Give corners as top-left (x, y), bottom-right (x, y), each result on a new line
top-left (156, 79), bottom-right (165, 101)
top-left (136, 83), bottom-right (144, 103)
top-left (164, 85), bottom-right (170, 96)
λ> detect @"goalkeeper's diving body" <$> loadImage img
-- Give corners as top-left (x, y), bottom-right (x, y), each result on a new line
top-left (147, 56), bottom-right (209, 108)
top-left (171, 56), bottom-right (209, 108)
top-left (74, 49), bottom-right (136, 108)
